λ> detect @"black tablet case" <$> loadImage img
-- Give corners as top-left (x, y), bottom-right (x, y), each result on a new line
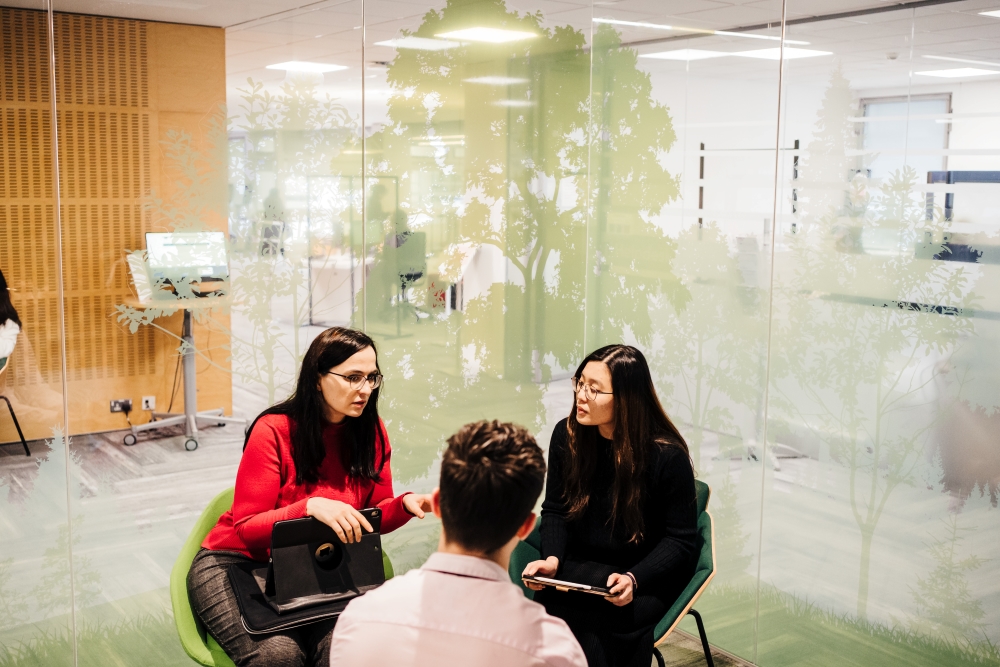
top-left (228, 508), bottom-right (385, 635)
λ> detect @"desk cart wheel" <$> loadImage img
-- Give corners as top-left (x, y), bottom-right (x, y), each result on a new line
top-left (184, 438), bottom-right (198, 452)
top-left (123, 433), bottom-right (137, 446)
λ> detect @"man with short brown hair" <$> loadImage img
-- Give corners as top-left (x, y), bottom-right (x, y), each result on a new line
top-left (330, 420), bottom-right (586, 667)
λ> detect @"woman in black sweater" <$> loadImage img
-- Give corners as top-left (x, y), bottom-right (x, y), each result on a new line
top-left (523, 344), bottom-right (698, 667)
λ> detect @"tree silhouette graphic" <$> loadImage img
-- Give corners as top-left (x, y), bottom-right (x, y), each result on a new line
top-left (342, 0), bottom-right (690, 503)
top-left (772, 69), bottom-right (980, 620)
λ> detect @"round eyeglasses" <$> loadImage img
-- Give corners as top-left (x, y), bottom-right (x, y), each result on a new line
top-left (327, 371), bottom-right (383, 390)
top-left (571, 377), bottom-right (612, 401)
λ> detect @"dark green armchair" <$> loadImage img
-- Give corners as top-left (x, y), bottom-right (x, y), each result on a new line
top-left (508, 479), bottom-right (717, 666)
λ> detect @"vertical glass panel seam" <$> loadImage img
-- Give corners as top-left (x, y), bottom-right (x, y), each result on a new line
top-left (45, 1), bottom-right (78, 665)
top-left (582, 0), bottom-right (594, 353)
top-left (753, 0), bottom-right (789, 661)
top-left (361, 0), bottom-right (366, 333)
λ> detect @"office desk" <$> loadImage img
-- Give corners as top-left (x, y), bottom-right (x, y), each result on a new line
top-left (123, 297), bottom-right (244, 451)
top-left (308, 254), bottom-right (370, 326)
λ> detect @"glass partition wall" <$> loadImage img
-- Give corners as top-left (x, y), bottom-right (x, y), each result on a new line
top-left (1, 1), bottom-right (997, 666)
top-left (0, 4), bottom-right (73, 666)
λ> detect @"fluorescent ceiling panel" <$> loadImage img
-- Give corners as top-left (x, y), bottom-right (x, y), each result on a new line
top-left (714, 30), bottom-right (808, 45)
top-left (923, 54), bottom-right (1000, 68)
top-left (593, 18), bottom-right (688, 30)
top-left (640, 49), bottom-right (729, 61)
top-left (374, 36), bottom-right (460, 51)
top-left (465, 76), bottom-right (529, 85)
top-left (978, 9), bottom-right (1000, 17)
top-left (494, 100), bottom-right (535, 107)
top-left (436, 27), bottom-right (537, 43)
top-left (592, 17), bottom-right (809, 45)
top-left (915, 68), bottom-right (1000, 78)
top-left (265, 61), bottom-right (347, 73)
top-left (734, 47), bottom-right (832, 60)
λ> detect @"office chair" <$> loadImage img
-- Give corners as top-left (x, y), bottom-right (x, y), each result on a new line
top-left (509, 480), bottom-right (718, 667)
top-left (171, 487), bottom-right (396, 666)
top-left (0, 353), bottom-right (31, 456)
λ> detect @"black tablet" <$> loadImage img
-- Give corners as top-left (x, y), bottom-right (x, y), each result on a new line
top-left (268, 509), bottom-right (385, 612)
top-left (227, 507), bottom-right (387, 633)
top-left (522, 575), bottom-right (613, 597)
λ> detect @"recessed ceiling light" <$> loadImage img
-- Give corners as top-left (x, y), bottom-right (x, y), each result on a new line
top-left (978, 9), bottom-right (1000, 17)
top-left (640, 49), bottom-right (729, 61)
top-left (916, 68), bottom-right (1000, 78)
top-left (494, 100), bottom-right (535, 107)
top-left (594, 18), bottom-right (685, 31)
top-left (465, 76), bottom-right (529, 85)
top-left (923, 54), bottom-right (1000, 68)
top-left (374, 36), bottom-right (460, 51)
top-left (734, 47), bottom-right (832, 60)
top-left (714, 30), bottom-right (809, 45)
top-left (436, 27), bottom-right (537, 43)
top-left (592, 17), bottom-right (809, 45)
top-left (266, 61), bottom-right (347, 73)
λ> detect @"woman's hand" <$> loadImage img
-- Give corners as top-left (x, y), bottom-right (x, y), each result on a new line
top-left (606, 572), bottom-right (634, 606)
top-left (306, 498), bottom-right (373, 543)
top-left (402, 493), bottom-right (434, 518)
top-left (522, 557), bottom-right (560, 591)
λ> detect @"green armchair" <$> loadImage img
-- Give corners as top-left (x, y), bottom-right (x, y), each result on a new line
top-left (508, 479), bottom-right (717, 667)
top-left (169, 487), bottom-right (395, 666)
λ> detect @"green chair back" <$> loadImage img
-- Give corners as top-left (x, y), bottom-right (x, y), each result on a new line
top-left (508, 518), bottom-right (543, 599)
top-left (170, 487), bottom-right (238, 667)
top-left (170, 487), bottom-right (396, 666)
top-left (654, 479), bottom-right (716, 643)
top-left (507, 481), bottom-right (717, 647)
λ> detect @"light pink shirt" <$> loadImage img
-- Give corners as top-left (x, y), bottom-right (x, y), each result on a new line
top-left (329, 552), bottom-right (587, 667)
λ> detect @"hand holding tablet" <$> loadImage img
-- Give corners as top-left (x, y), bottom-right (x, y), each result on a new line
top-left (522, 557), bottom-right (630, 601)
top-left (521, 574), bottom-right (613, 597)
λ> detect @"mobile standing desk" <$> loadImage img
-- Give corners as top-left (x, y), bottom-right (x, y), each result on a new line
top-left (123, 297), bottom-right (244, 451)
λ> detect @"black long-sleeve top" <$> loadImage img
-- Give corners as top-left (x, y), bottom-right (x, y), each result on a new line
top-left (540, 418), bottom-right (698, 591)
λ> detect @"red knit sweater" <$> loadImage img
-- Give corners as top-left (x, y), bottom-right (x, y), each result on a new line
top-left (202, 414), bottom-right (412, 561)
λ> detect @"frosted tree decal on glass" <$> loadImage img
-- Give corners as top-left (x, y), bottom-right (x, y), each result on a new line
top-left (586, 25), bottom-right (688, 351)
top-left (909, 515), bottom-right (986, 641)
top-left (227, 77), bottom-right (361, 405)
top-left (358, 0), bottom-right (688, 495)
top-left (653, 222), bottom-right (764, 462)
top-left (773, 69), bottom-right (981, 620)
top-left (116, 77), bottom-right (361, 408)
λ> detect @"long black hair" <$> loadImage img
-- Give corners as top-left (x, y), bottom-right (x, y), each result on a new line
top-left (0, 269), bottom-right (21, 328)
top-left (245, 327), bottom-right (386, 485)
top-left (564, 344), bottom-right (690, 543)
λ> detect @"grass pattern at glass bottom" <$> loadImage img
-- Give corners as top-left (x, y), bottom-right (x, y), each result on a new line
top-left (0, 612), bottom-right (190, 667)
top-left (689, 583), bottom-right (1000, 667)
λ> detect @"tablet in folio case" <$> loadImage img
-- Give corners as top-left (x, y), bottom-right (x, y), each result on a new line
top-left (228, 508), bottom-right (385, 634)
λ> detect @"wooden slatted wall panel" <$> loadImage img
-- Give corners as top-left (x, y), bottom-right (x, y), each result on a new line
top-left (0, 8), bottom-right (63, 402)
top-left (1, 8), bottom-right (228, 441)
top-left (54, 13), bottom-right (157, 386)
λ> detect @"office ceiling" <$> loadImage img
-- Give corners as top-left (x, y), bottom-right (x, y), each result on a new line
top-left (8, 0), bottom-right (999, 96)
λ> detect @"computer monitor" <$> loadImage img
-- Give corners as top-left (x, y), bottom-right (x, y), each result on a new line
top-left (145, 232), bottom-right (229, 298)
top-left (146, 231), bottom-right (228, 279)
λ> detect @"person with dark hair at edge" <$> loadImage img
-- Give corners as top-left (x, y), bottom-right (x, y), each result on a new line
top-left (522, 345), bottom-right (699, 667)
top-left (0, 269), bottom-right (21, 372)
top-left (188, 327), bottom-right (433, 667)
top-left (329, 420), bottom-right (587, 667)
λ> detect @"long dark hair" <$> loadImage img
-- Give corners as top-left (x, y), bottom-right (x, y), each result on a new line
top-left (0, 270), bottom-right (21, 328)
top-left (246, 327), bottom-right (386, 485)
top-left (564, 344), bottom-right (689, 543)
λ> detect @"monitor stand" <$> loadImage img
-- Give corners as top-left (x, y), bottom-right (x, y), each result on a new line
top-left (123, 304), bottom-right (244, 451)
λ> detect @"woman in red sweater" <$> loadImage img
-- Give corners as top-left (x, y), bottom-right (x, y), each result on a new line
top-left (188, 327), bottom-right (432, 667)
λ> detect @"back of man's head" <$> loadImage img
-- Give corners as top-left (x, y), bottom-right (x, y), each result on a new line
top-left (439, 420), bottom-right (546, 554)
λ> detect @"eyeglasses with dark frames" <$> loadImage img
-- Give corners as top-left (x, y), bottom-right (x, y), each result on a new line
top-left (327, 371), bottom-right (383, 390)
top-left (571, 376), bottom-right (612, 401)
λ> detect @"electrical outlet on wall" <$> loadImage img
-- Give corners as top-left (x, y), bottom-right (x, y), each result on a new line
top-left (110, 399), bottom-right (133, 413)
top-left (142, 396), bottom-right (156, 411)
